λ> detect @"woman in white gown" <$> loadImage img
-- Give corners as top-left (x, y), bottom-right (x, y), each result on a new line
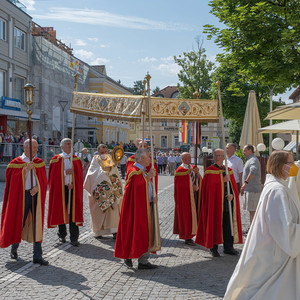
top-left (224, 150), bottom-right (300, 300)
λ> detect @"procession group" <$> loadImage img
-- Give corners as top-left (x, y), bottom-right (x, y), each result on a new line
top-left (1, 137), bottom-right (300, 298)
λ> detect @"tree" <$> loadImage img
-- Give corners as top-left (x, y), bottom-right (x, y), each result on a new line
top-left (174, 39), bottom-right (215, 99)
top-left (152, 86), bottom-right (160, 95)
top-left (128, 80), bottom-right (145, 95)
top-left (205, 0), bottom-right (300, 92)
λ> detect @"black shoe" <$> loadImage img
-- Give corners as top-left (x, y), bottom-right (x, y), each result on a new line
top-left (224, 248), bottom-right (239, 255)
top-left (185, 239), bottom-right (196, 246)
top-left (113, 233), bottom-right (117, 240)
top-left (138, 263), bottom-right (158, 270)
top-left (124, 259), bottom-right (133, 268)
top-left (57, 233), bottom-right (66, 243)
top-left (210, 249), bottom-right (220, 257)
top-left (10, 249), bottom-right (18, 260)
top-left (33, 258), bottom-right (49, 266)
top-left (71, 241), bottom-right (80, 246)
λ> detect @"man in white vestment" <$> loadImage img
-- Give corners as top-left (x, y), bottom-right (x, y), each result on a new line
top-left (83, 144), bottom-right (123, 239)
top-left (224, 151), bottom-right (300, 300)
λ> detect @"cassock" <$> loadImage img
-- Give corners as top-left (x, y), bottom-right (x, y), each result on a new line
top-left (0, 157), bottom-right (47, 248)
top-left (173, 164), bottom-right (202, 240)
top-left (224, 174), bottom-right (300, 300)
top-left (126, 154), bottom-right (158, 192)
top-left (114, 165), bottom-right (154, 259)
top-left (83, 155), bottom-right (123, 236)
top-left (48, 154), bottom-right (83, 227)
top-left (195, 164), bottom-right (242, 249)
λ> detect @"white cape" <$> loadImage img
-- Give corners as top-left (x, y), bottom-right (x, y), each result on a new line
top-left (83, 156), bottom-right (123, 236)
top-left (224, 174), bottom-right (300, 300)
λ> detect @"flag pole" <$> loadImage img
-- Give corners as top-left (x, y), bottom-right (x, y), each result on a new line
top-left (216, 81), bottom-right (234, 236)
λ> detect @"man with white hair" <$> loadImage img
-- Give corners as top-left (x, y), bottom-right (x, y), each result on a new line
top-left (0, 139), bottom-right (48, 265)
top-left (115, 148), bottom-right (159, 270)
top-left (48, 138), bottom-right (83, 246)
top-left (196, 149), bottom-right (243, 257)
top-left (173, 152), bottom-right (201, 246)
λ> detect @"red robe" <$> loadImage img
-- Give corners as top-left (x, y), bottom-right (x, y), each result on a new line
top-left (48, 154), bottom-right (83, 227)
top-left (173, 165), bottom-right (202, 240)
top-left (0, 157), bottom-right (47, 248)
top-left (114, 165), bottom-right (153, 259)
top-left (195, 165), bottom-right (243, 249)
top-left (126, 154), bottom-right (158, 193)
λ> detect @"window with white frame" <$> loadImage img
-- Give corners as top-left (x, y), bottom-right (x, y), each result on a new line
top-left (0, 19), bottom-right (6, 41)
top-left (173, 135), bottom-right (180, 147)
top-left (14, 27), bottom-right (26, 50)
top-left (15, 77), bottom-right (25, 104)
top-left (0, 70), bottom-right (5, 97)
top-left (161, 121), bottom-right (167, 126)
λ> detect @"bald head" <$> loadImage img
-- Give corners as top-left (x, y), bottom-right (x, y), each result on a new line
top-left (24, 139), bottom-right (38, 158)
top-left (181, 152), bottom-right (191, 165)
top-left (213, 149), bottom-right (225, 166)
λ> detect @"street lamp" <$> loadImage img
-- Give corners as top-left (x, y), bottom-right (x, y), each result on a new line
top-left (257, 143), bottom-right (266, 156)
top-left (272, 137), bottom-right (284, 150)
top-left (58, 100), bottom-right (68, 138)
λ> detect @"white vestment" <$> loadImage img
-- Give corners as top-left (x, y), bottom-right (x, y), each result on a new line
top-left (83, 156), bottom-right (123, 236)
top-left (288, 161), bottom-right (300, 204)
top-left (224, 174), bottom-right (300, 300)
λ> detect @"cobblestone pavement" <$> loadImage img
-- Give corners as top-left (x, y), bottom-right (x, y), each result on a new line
top-left (0, 173), bottom-right (249, 299)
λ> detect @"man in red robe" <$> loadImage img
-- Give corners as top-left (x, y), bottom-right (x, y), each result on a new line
top-left (115, 148), bottom-right (158, 270)
top-left (126, 140), bottom-right (158, 190)
top-left (195, 149), bottom-right (243, 257)
top-left (0, 139), bottom-right (48, 265)
top-left (173, 152), bottom-right (202, 246)
top-left (48, 138), bottom-right (83, 246)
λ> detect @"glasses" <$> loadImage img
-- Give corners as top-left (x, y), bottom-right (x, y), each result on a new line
top-left (285, 161), bottom-right (294, 165)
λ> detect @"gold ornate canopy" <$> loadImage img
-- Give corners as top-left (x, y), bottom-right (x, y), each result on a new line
top-left (70, 91), bottom-right (219, 122)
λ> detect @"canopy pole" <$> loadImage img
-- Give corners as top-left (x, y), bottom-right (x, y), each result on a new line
top-left (216, 81), bottom-right (234, 236)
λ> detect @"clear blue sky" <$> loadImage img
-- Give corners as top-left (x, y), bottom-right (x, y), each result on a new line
top-left (22, 0), bottom-right (291, 101)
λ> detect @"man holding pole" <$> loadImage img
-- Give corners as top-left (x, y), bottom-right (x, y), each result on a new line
top-left (173, 152), bottom-right (201, 246)
top-left (48, 138), bottom-right (83, 246)
top-left (0, 139), bottom-right (48, 265)
top-left (195, 149), bottom-right (243, 257)
top-left (115, 148), bottom-right (158, 269)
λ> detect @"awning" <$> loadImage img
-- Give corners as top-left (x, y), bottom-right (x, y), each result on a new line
top-left (0, 108), bottom-right (40, 120)
top-left (283, 141), bottom-right (299, 152)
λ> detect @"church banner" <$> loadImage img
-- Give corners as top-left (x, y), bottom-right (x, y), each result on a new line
top-left (70, 91), bottom-right (219, 122)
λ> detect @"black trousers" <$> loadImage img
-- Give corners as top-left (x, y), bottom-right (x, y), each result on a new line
top-left (12, 191), bottom-right (42, 259)
top-left (58, 186), bottom-right (79, 242)
top-left (120, 164), bottom-right (126, 179)
top-left (211, 199), bottom-right (234, 252)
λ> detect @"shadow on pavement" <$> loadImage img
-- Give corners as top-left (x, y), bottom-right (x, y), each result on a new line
top-left (5, 261), bottom-right (90, 292)
top-left (120, 256), bottom-right (239, 297)
top-left (63, 243), bottom-right (116, 261)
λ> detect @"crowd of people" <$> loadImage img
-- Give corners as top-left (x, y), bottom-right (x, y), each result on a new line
top-left (1, 137), bottom-right (300, 298)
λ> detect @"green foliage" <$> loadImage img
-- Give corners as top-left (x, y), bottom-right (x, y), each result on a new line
top-left (128, 80), bottom-right (145, 95)
top-left (235, 148), bottom-right (246, 164)
top-left (205, 0), bottom-right (300, 91)
top-left (174, 39), bottom-right (215, 99)
top-left (228, 119), bottom-right (242, 145)
top-left (152, 86), bottom-right (160, 95)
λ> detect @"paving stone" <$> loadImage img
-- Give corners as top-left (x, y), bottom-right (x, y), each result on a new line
top-left (0, 173), bottom-right (249, 299)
